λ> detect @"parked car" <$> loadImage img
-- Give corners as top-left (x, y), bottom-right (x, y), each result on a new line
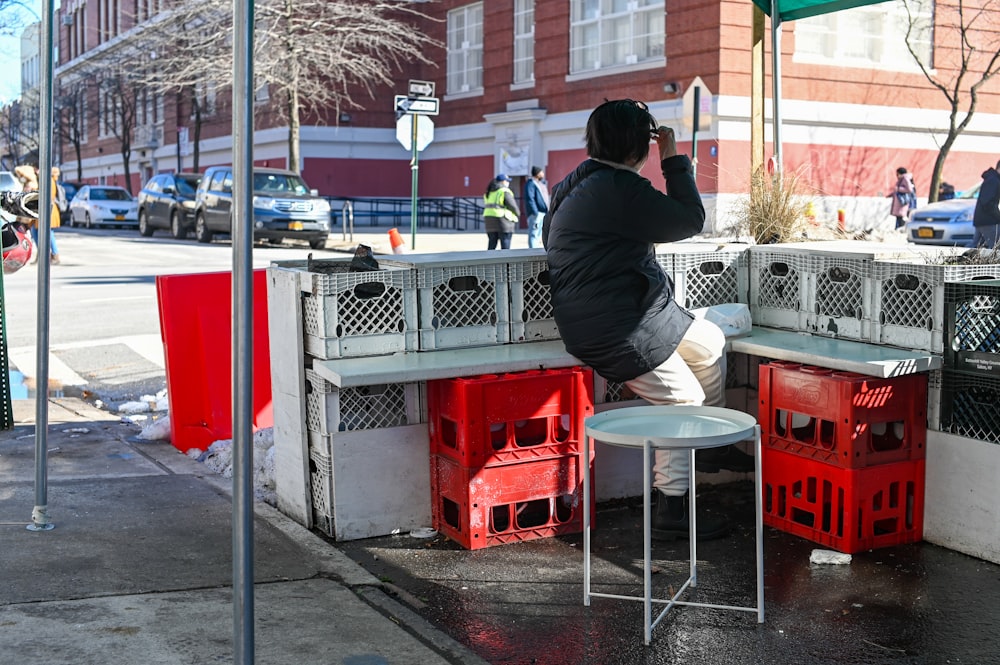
top-left (905, 183), bottom-right (980, 247)
top-left (57, 181), bottom-right (83, 219)
top-left (137, 172), bottom-right (203, 239)
top-left (68, 185), bottom-right (139, 228)
top-left (193, 166), bottom-right (331, 248)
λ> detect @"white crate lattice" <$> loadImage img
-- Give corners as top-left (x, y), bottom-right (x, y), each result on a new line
top-left (304, 369), bottom-right (423, 435)
top-left (872, 261), bottom-right (1000, 352)
top-left (673, 250), bottom-right (746, 309)
top-left (283, 259), bottom-right (418, 359)
top-left (509, 259), bottom-right (559, 342)
top-left (416, 263), bottom-right (510, 349)
top-left (808, 255), bottom-right (873, 341)
top-left (748, 249), bottom-right (811, 331)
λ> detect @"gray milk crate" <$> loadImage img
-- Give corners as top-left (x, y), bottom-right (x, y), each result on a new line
top-left (415, 262), bottom-right (510, 350)
top-left (671, 249), bottom-right (747, 309)
top-left (806, 254), bottom-right (873, 341)
top-left (509, 258), bottom-right (559, 342)
top-left (872, 260), bottom-right (1000, 352)
top-left (271, 258), bottom-right (418, 359)
top-left (748, 248), bottom-right (812, 331)
top-left (304, 369), bottom-right (424, 435)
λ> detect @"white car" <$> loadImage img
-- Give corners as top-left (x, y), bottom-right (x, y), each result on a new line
top-left (68, 185), bottom-right (139, 228)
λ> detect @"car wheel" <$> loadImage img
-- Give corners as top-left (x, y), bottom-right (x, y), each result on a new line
top-left (309, 238), bottom-right (327, 250)
top-left (170, 211), bottom-right (188, 240)
top-left (138, 210), bottom-right (154, 237)
top-left (85, 212), bottom-right (93, 229)
top-left (195, 214), bottom-right (213, 243)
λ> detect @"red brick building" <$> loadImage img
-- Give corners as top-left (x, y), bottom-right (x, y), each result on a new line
top-left (55, 0), bottom-right (1000, 232)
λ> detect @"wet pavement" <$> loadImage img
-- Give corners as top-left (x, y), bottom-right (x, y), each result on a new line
top-left (337, 481), bottom-right (1000, 664)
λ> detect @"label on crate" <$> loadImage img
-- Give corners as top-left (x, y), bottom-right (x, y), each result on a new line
top-left (955, 352), bottom-right (1000, 376)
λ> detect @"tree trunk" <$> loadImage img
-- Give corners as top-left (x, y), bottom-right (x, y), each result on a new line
top-left (288, 86), bottom-right (300, 173)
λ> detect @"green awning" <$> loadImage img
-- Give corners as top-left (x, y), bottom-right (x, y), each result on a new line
top-left (752, 0), bottom-right (891, 22)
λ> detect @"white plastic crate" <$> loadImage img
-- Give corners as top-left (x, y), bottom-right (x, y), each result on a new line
top-left (872, 260), bottom-right (1000, 352)
top-left (509, 258), bottom-right (559, 342)
top-left (271, 258), bottom-right (418, 359)
top-left (748, 248), bottom-right (811, 331)
top-left (309, 425), bottom-right (432, 540)
top-left (671, 250), bottom-right (747, 309)
top-left (304, 369), bottom-right (423, 435)
top-left (806, 254), bottom-right (873, 341)
top-left (415, 262), bottom-right (510, 350)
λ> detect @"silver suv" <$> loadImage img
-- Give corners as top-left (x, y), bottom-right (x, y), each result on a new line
top-left (193, 166), bottom-right (331, 249)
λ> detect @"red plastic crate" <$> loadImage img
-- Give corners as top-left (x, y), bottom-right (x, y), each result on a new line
top-left (428, 367), bottom-right (594, 468)
top-left (762, 447), bottom-right (924, 554)
top-left (430, 452), bottom-right (593, 550)
top-left (758, 361), bottom-right (927, 468)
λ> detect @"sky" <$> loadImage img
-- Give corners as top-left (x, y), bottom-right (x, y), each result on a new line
top-left (0, 0), bottom-right (42, 104)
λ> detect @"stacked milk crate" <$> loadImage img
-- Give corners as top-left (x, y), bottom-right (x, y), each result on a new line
top-left (426, 367), bottom-right (594, 549)
top-left (938, 279), bottom-right (1000, 444)
top-left (270, 250), bottom-right (570, 541)
top-left (757, 360), bottom-right (928, 553)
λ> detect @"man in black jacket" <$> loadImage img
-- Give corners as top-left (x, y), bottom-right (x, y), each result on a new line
top-left (973, 160), bottom-right (1000, 249)
top-left (543, 99), bottom-right (752, 541)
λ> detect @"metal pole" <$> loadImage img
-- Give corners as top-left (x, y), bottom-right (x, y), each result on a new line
top-left (410, 115), bottom-right (418, 250)
top-left (770, 0), bottom-right (783, 173)
top-left (28, 0), bottom-right (56, 533)
top-left (691, 86), bottom-right (700, 180)
top-left (232, 0), bottom-right (254, 661)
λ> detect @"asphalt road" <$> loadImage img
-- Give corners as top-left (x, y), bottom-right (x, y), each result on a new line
top-left (2, 226), bottom-right (328, 404)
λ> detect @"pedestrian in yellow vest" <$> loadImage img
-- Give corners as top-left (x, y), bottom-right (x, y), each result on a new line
top-left (483, 174), bottom-right (520, 250)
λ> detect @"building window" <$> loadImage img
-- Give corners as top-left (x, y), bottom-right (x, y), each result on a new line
top-left (794, 0), bottom-right (933, 70)
top-left (513, 0), bottom-right (534, 85)
top-left (447, 2), bottom-right (483, 95)
top-left (569, 0), bottom-right (665, 75)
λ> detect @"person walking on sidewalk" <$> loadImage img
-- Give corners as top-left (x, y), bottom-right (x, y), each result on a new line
top-left (483, 174), bottom-right (520, 250)
top-left (524, 166), bottom-right (550, 249)
top-left (973, 159), bottom-right (1000, 249)
top-left (15, 164), bottom-right (61, 264)
top-left (543, 99), bottom-right (752, 542)
top-left (889, 166), bottom-right (916, 231)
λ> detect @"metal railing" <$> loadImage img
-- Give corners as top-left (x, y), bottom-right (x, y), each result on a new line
top-left (327, 196), bottom-right (488, 231)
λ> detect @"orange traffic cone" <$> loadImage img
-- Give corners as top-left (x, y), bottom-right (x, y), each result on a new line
top-left (388, 228), bottom-right (408, 254)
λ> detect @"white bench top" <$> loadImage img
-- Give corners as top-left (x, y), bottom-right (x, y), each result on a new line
top-left (312, 340), bottom-right (581, 387)
top-left (729, 327), bottom-right (941, 377)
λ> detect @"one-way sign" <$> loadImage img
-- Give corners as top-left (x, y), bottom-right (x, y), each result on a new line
top-left (408, 79), bottom-right (435, 97)
top-left (394, 95), bottom-right (440, 116)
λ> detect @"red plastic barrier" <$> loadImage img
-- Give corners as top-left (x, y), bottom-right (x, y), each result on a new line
top-left (155, 270), bottom-right (273, 454)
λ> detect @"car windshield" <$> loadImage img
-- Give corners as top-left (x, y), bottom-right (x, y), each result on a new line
top-left (253, 173), bottom-right (309, 195)
top-left (91, 188), bottom-right (131, 201)
top-left (175, 177), bottom-right (200, 195)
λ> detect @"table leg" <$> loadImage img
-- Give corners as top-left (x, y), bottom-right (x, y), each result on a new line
top-left (754, 425), bottom-right (765, 622)
top-left (584, 434), bottom-right (592, 607)
top-left (643, 439), bottom-right (652, 645)
top-left (689, 447), bottom-right (697, 588)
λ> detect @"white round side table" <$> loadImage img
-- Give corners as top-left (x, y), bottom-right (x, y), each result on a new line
top-left (583, 405), bottom-right (764, 644)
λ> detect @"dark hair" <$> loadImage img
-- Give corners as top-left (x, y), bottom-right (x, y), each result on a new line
top-left (585, 99), bottom-right (658, 165)
top-left (896, 167), bottom-right (908, 175)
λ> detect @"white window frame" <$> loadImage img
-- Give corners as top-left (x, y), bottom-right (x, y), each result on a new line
top-left (793, 0), bottom-right (934, 71)
top-left (446, 2), bottom-right (484, 97)
top-left (513, 0), bottom-right (535, 87)
top-left (568, 0), bottom-right (665, 78)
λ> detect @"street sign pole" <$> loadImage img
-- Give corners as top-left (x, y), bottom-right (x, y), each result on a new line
top-left (410, 116), bottom-right (419, 250)
top-left (692, 86), bottom-right (701, 180)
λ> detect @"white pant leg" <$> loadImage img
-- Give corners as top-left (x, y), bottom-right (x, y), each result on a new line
top-left (624, 319), bottom-right (727, 495)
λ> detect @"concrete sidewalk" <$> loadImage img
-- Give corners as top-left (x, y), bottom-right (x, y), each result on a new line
top-left (0, 397), bottom-right (489, 665)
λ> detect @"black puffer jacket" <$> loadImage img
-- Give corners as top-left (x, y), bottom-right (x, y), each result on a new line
top-left (542, 156), bottom-right (705, 382)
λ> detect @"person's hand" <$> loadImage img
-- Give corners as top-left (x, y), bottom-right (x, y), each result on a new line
top-left (652, 126), bottom-right (677, 161)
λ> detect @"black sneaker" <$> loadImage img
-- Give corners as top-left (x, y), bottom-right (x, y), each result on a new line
top-left (0, 191), bottom-right (40, 219)
top-left (650, 491), bottom-right (730, 541)
top-left (695, 444), bottom-right (756, 473)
